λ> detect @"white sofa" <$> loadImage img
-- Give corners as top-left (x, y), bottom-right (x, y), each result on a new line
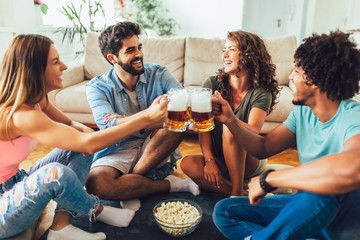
top-left (49, 32), bottom-right (298, 133)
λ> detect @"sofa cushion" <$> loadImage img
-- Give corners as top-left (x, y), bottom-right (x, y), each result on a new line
top-left (183, 35), bottom-right (297, 88)
top-left (84, 32), bottom-right (112, 80)
top-left (55, 81), bottom-right (92, 113)
top-left (141, 37), bottom-right (185, 84)
top-left (184, 37), bottom-right (225, 87)
top-left (84, 32), bottom-right (185, 84)
top-left (264, 35), bottom-right (297, 86)
top-left (62, 59), bottom-right (86, 88)
top-left (265, 86), bottom-right (295, 122)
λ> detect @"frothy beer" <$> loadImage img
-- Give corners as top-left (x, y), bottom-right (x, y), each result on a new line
top-left (165, 89), bottom-right (190, 132)
top-left (190, 89), bottom-right (214, 132)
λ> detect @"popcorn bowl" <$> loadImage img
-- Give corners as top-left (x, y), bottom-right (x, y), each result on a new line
top-left (153, 199), bottom-right (202, 237)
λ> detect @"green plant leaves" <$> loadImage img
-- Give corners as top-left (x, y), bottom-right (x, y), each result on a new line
top-left (127, 0), bottom-right (179, 36)
top-left (56, 0), bottom-right (105, 48)
top-left (40, 3), bottom-right (48, 15)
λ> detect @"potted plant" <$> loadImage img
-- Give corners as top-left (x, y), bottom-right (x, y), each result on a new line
top-left (56, 0), bottom-right (105, 51)
top-left (34, 0), bottom-right (48, 15)
top-left (117, 0), bottom-right (179, 36)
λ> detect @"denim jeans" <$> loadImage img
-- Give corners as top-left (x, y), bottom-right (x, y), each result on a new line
top-left (0, 149), bottom-right (100, 239)
top-left (213, 190), bottom-right (360, 240)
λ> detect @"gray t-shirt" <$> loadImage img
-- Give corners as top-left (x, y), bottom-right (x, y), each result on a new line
top-left (120, 88), bottom-right (146, 150)
top-left (202, 76), bottom-right (272, 178)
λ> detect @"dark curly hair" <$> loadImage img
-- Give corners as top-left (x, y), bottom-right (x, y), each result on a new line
top-left (98, 21), bottom-right (142, 64)
top-left (294, 30), bottom-right (360, 101)
top-left (217, 30), bottom-right (279, 114)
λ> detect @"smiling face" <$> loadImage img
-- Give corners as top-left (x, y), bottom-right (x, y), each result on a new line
top-left (44, 44), bottom-right (67, 93)
top-left (222, 39), bottom-right (242, 75)
top-left (289, 65), bottom-right (315, 105)
top-left (114, 35), bottom-right (144, 75)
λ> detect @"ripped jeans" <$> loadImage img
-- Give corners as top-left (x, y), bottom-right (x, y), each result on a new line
top-left (0, 149), bottom-right (100, 239)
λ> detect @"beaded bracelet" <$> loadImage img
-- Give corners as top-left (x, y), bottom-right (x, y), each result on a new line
top-left (205, 158), bottom-right (214, 163)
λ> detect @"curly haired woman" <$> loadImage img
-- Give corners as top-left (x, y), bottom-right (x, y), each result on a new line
top-left (181, 30), bottom-right (279, 197)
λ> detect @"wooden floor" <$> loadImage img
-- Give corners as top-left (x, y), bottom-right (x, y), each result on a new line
top-left (21, 133), bottom-right (300, 176)
top-left (20, 133), bottom-right (299, 240)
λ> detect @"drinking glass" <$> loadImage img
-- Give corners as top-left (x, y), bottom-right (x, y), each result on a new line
top-left (190, 88), bottom-right (214, 132)
top-left (164, 88), bottom-right (191, 132)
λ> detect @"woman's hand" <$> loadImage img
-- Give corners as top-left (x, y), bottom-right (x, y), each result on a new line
top-left (144, 95), bottom-right (168, 129)
top-left (204, 159), bottom-right (223, 188)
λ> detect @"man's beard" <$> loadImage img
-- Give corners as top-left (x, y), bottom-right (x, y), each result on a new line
top-left (118, 57), bottom-right (144, 75)
top-left (292, 92), bottom-right (314, 106)
top-left (292, 99), bottom-right (305, 105)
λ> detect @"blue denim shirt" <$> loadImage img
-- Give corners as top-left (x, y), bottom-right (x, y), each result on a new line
top-left (86, 63), bottom-right (183, 162)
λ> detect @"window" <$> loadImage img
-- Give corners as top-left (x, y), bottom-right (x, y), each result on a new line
top-left (41, 0), bottom-right (114, 28)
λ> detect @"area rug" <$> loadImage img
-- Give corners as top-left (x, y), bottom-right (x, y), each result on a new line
top-left (39, 192), bottom-right (227, 240)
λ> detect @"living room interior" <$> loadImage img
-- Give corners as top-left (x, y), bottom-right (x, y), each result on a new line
top-left (1, 0), bottom-right (360, 239)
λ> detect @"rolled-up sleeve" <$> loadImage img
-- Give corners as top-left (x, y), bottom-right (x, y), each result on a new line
top-left (86, 80), bottom-right (120, 129)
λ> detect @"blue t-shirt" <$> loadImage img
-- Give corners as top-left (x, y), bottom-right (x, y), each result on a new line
top-left (283, 99), bottom-right (360, 165)
top-left (86, 63), bottom-right (182, 161)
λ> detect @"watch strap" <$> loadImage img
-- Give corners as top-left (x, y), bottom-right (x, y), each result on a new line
top-left (259, 169), bottom-right (278, 193)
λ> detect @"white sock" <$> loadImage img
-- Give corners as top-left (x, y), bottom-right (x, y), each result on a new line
top-left (165, 175), bottom-right (200, 196)
top-left (47, 225), bottom-right (106, 240)
top-left (120, 199), bottom-right (141, 212)
top-left (97, 205), bottom-right (135, 227)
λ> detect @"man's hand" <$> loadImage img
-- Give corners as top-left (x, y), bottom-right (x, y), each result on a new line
top-left (248, 175), bottom-right (267, 205)
top-left (145, 95), bottom-right (168, 129)
top-left (211, 91), bottom-right (235, 124)
top-left (204, 160), bottom-right (223, 188)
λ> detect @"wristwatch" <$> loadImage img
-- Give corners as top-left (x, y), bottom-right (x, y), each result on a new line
top-left (259, 169), bottom-right (278, 193)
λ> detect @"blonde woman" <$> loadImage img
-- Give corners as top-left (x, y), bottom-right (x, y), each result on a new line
top-left (0, 34), bottom-right (167, 239)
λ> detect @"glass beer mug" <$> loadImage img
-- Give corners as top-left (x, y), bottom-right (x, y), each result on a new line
top-left (190, 88), bottom-right (215, 132)
top-left (164, 88), bottom-right (191, 132)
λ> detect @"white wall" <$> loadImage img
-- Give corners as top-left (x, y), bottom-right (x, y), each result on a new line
top-left (162, 0), bottom-right (244, 39)
top-left (163, 0), bottom-right (360, 44)
top-left (310, 0), bottom-right (349, 33)
top-left (0, 0), bottom-right (90, 62)
top-left (242, 0), bottom-right (290, 38)
top-left (1, 0), bottom-right (360, 64)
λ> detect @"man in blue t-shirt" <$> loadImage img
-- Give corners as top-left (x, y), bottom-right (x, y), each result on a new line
top-left (212, 31), bottom-right (360, 239)
top-left (85, 22), bottom-right (200, 211)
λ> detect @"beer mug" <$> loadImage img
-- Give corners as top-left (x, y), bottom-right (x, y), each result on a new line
top-left (190, 88), bottom-right (215, 132)
top-left (164, 88), bottom-right (191, 132)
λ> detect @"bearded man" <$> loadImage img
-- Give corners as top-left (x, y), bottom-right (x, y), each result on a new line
top-left (85, 22), bottom-right (199, 212)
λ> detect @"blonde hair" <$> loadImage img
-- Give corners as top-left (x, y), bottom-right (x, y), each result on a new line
top-left (0, 34), bottom-right (53, 140)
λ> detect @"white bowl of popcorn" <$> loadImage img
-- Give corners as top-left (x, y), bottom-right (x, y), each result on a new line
top-left (153, 199), bottom-right (202, 237)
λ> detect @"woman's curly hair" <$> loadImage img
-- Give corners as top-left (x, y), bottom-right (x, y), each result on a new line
top-left (294, 30), bottom-right (360, 101)
top-left (216, 30), bottom-right (279, 114)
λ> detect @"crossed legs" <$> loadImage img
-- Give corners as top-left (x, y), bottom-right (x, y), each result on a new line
top-left (181, 126), bottom-right (260, 196)
top-left (213, 190), bottom-right (360, 240)
top-left (85, 129), bottom-right (197, 200)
